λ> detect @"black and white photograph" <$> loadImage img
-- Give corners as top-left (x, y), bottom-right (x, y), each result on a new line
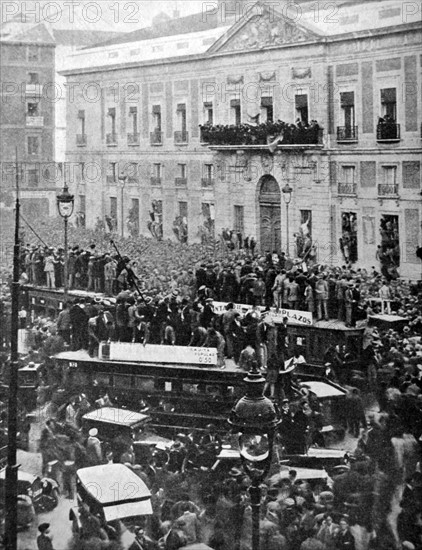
top-left (0, 0), bottom-right (421, 548)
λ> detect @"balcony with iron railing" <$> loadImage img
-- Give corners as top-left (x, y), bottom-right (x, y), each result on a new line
top-left (338, 182), bottom-right (357, 196)
top-left (337, 126), bottom-right (358, 142)
top-left (376, 122), bottom-right (400, 142)
top-left (174, 130), bottom-right (189, 144)
top-left (106, 133), bottom-right (118, 146)
top-left (378, 184), bottom-right (399, 197)
top-left (150, 130), bottom-right (163, 145)
top-left (175, 177), bottom-right (187, 187)
top-left (201, 178), bottom-right (215, 188)
top-left (150, 177), bottom-right (162, 186)
top-left (76, 134), bottom-right (87, 146)
top-left (199, 120), bottom-right (323, 148)
top-left (127, 133), bottom-right (140, 146)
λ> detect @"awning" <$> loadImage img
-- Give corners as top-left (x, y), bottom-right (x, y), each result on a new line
top-left (381, 88), bottom-right (396, 103)
top-left (230, 99), bottom-right (240, 107)
top-left (295, 94), bottom-right (308, 108)
top-left (261, 96), bottom-right (273, 107)
top-left (103, 500), bottom-right (152, 522)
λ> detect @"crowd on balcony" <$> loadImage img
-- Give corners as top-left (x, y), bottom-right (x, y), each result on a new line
top-left (200, 119), bottom-right (322, 147)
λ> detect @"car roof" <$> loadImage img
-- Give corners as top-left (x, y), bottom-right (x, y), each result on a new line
top-left (82, 407), bottom-right (149, 427)
top-left (77, 464), bottom-right (151, 505)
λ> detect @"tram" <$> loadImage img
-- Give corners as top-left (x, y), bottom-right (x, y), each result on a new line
top-left (54, 342), bottom-right (348, 438)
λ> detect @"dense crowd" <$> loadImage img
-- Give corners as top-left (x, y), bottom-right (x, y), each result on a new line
top-left (1, 221), bottom-right (422, 550)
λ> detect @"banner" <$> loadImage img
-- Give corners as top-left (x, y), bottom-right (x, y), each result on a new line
top-left (212, 302), bottom-right (312, 326)
top-left (100, 342), bottom-right (217, 366)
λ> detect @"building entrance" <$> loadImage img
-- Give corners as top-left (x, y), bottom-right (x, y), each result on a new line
top-left (258, 175), bottom-right (281, 253)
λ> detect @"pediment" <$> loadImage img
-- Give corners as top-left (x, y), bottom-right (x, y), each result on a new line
top-left (208, 4), bottom-right (321, 54)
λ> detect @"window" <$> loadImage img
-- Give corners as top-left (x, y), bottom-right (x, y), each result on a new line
top-left (342, 166), bottom-right (356, 184)
top-left (27, 102), bottom-right (39, 116)
top-left (27, 167), bottom-right (39, 187)
top-left (230, 99), bottom-right (241, 125)
top-left (110, 197), bottom-right (118, 222)
top-left (340, 92), bottom-right (355, 127)
top-left (295, 94), bottom-right (308, 124)
top-left (234, 205), bottom-right (244, 234)
top-left (176, 103), bottom-right (187, 139)
top-left (107, 162), bottom-right (117, 183)
top-left (129, 106), bottom-right (138, 134)
top-left (296, 211), bottom-right (312, 258)
top-left (261, 97), bottom-right (273, 123)
top-left (203, 164), bottom-right (214, 180)
top-left (28, 72), bottom-right (39, 84)
top-left (107, 107), bottom-right (116, 134)
top-left (127, 162), bottom-right (139, 183)
top-left (203, 102), bottom-right (213, 125)
top-left (380, 88), bottom-right (396, 121)
top-left (27, 46), bottom-right (39, 62)
top-left (152, 105), bottom-right (161, 131)
top-left (178, 164), bottom-right (187, 179)
top-left (77, 195), bottom-right (86, 228)
top-left (379, 214), bottom-right (400, 267)
top-left (383, 166), bottom-right (397, 185)
top-left (27, 136), bottom-right (40, 156)
top-left (78, 110), bottom-right (85, 135)
top-left (179, 201), bottom-right (188, 218)
top-left (340, 212), bottom-right (358, 263)
top-left (153, 163), bottom-right (162, 178)
top-left (202, 203), bottom-right (215, 237)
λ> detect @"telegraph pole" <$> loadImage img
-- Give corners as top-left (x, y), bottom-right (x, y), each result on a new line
top-left (4, 149), bottom-right (20, 549)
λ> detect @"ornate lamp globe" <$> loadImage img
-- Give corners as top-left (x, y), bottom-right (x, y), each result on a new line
top-left (57, 185), bottom-right (75, 219)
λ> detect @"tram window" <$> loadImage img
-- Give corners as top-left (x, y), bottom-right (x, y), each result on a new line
top-left (206, 385), bottom-right (222, 398)
top-left (182, 383), bottom-right (198, 394)
top-left (114, 375), bottom-right (132, 388)
top-left (96, 373), bottom-right (110, 386)
top-left (296, 337), bottom-right (306, 347)
top-left (135, 377), bottom-right (155, 392)
top-left (165, 382), bottom-right (172, 392)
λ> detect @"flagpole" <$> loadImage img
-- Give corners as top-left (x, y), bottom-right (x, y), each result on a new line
top-left (4, 148), bottom-right (20, 549)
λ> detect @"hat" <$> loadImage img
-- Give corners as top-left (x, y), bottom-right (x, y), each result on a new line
top-left (38, 523), bottom-right (50, 533)
top-left (94, 297), bottom-right (102, 304)
top-left (89, 428), bottom-right (98, 437)
top-left (205, 298), bottom-right (214, 303)
top-left (199, 285), bottom-right (206, 291)
top-left (283, 498), bottom-right (295, 507)
top-left (145, 297), bottom-right (153, 305)
top-left (228, 467), bottom-right (243, 478)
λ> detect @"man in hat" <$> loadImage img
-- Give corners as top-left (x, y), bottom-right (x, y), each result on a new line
top-left (37, 522), bottom-right (54, 550)
top-left (86, 428), bottom-right (102, 466)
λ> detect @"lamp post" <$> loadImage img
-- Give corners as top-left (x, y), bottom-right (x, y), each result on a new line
top-left (282, 183), bottom-right (293, 257)
top-left (118, 175), bottom-right (127, 238)
top-left (228, 362), bottom-right (281, 550)
top-left (57, 180), bottom-right (74, 300)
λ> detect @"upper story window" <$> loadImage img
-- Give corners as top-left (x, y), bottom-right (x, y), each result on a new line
top-left (340, 92), bottom-right (355, 126)
top-left (342, 165), bottom-right (356, 184)
top-left (129, 106), bottom-right (138, 134)
top-left (382, 165), bottom-right (397, 185)
top-left (380, 88), bottom-right (396, 121)
top-left (27, 136), bottom-right (40, 156)
top-left (28, 72), bottom-right (39, 84)
top-left (107, 107), bottom-right (116, 134)
top-left (78, 110), bottom-right (85, 134)
top-left (261, 97), bottom-right (273, 123)
top-left (230, 99), bottom-right (241, 125)
top-left (203, 102), bottom-right (213, 125)
top-left (178, 163), bottom-right (187, 179)
top-left (27, 46), bottom-right (39, 62)
top-left (153, 163), bottom-right (162, 179)
top-left (176, 103), bottom-right (187, 132)
top-left (152, 105), bottom-right (162, 131)
top-left (27, 102), bottom-right (39, 116)
top-left (295, 94), bottom-right (308, 124)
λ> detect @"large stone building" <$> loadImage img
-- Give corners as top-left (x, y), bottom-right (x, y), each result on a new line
top-left (62, 0), bottom-right (422, 278)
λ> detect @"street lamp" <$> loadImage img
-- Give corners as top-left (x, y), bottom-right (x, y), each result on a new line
top-left (228, 362), bottom-right (280, 550)
top-left (282, 182), bottom-right (293, 257)
top-left (57, 182), bottom-right (74, 299)
top-left (118, 174), bottom-right (127, 238)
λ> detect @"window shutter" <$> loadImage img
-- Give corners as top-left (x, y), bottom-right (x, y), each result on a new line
top-left (340, 92), bottom-right (354, 106)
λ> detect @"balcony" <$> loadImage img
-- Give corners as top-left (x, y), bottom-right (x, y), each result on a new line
top-left (150, 176), bottom-right (162, 186)
top-left (150, 130), bottom-right (163, 145)
top-left (26, 116), bottom-right (43, 127)
top-left (174, 130), bottom-right (189, 144)
top-left (338, 182), bottom-right (357, 196)
top-left (25, 84), bottom-right (42, 96)
top-left (201, 178), bottom-right (215, 188)
top-left (199, 121), bottom-right (323, 147)
top-left (127, 133), bottom-right (140, 146)
top-left (106, 133), bottom-right (118, 146)
top-left (76, 134), bottom-right (87, 146)
top-left (378, 184), bottom-right (399, 197)
top-left (376, 122), bottom-right (400, 142)
top-left (175, 177), bottom-right (187, 187)
top-left (337, 126), bottom-right (358, 142)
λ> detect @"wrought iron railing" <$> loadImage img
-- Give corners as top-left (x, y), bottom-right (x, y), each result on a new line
top-left (337, 126), bottom-right (358, 141)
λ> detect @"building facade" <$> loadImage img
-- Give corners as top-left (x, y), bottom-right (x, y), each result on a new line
top-left (0, 23), bottom-right (56, 220)
top-left (63, 0), bottom-right (422, 278)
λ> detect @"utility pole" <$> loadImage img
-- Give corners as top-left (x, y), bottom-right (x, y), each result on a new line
top-left (4, 148), bottom-right (20, 549)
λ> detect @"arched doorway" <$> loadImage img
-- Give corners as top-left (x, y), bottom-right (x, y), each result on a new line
top-left (258, 175), bottom-right (281, 253)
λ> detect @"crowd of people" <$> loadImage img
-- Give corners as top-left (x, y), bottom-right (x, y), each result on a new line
top-left (0, 219), bottom-right (422, 550)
